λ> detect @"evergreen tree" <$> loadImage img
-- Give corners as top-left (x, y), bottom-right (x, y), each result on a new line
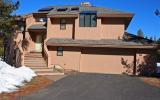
top-left (156, 38), bottom-right (160, 44)
top-left (0, 0), bottom-right (19, 60)
top-left (137, 29), bottom-right (144, 37)
top-left (150, 37), bottom-right (153, 41)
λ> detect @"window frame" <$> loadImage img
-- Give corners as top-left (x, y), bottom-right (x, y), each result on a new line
top-left (79, 13), bottom-right (97, 27)
top-left (57, 47), bottom-right (63, 56)
top-left (60, 18), bottom-right (66, 30)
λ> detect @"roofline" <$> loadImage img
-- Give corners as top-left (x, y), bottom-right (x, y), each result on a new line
top-left (47, 14), bottom-right (78, 18)
top-left (46, 13), bottom-right (134, 18)
top-left (97, 13), bottom-right (134, 18)
top-left (46, 42), bottom-right (157, 49)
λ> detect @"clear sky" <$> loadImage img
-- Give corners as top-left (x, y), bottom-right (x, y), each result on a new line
top-left (13, 0), bottom-right (160, 39)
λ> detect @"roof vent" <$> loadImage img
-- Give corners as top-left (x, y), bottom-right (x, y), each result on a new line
top-left (81, 2), bottom-right (92, 7)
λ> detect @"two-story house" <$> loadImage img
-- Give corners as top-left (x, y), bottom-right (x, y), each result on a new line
top-left (12, 2), bottom-right (157, 75)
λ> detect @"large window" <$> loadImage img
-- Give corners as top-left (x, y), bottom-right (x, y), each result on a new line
top-left (79, 13), bottom-right (97, 27)
top-left (60, 19), bottom-right (66, 30)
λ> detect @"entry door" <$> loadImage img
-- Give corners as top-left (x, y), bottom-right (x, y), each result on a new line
top-left (35, 35), bottom-right (42, 52)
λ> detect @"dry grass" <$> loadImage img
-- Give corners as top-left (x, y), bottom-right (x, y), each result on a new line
top-left (0, 76), bottom-right (53, 100)
top-left (139, 77), bottom-right (160, 88)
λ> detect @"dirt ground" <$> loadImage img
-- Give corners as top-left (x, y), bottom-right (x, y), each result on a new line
top-left (139, 77), bottom-right (160, 88)
top-left (0, 76), bottom-right (53, 100)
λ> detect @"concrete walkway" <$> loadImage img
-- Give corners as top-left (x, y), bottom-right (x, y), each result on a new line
top-left (18, 73), bottom-right (160, 100)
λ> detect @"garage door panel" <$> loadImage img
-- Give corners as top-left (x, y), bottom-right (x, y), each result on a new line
top-left (80, 49), bottom-right (134, 74)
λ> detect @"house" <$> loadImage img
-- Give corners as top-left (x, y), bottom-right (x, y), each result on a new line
top-left (11, 2), bottom-right (158, 75)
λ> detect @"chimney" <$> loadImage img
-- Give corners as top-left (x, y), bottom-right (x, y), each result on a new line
top-left (81, 2), bottom-right (92, 7)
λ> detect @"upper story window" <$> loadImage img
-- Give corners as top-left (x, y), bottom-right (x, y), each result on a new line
top-left (60, 19), bottom-right (66, 30)
top-left (35, 18), bottom-right (47, 22)
top-left (79, 12), bottom-right (97, 27)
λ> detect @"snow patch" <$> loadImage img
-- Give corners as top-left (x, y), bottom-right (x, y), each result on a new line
top-left (157, 63), bottom-right (160, 67)
top-left (0, 61), bottom-right (37, 93)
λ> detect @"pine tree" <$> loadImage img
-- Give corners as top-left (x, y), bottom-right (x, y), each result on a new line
top-left (137, 29), bottom-right (144, 37)
top-left (157, 38), bottom-right (160, 44)
top-left (0, 0), bottom-right (19, 60)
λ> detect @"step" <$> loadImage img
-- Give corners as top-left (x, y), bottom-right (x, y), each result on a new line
top-left (24, 62), bottom-right (46, 64)
top-left (31, 68), bottom-right (54, 72)
top-left (25, 65), bottom-right (47, 67)
top-left (29, 67), bottom-right (50, 69)
top-left (25, 52), bottom-right (42, 55)
top-left (36, 71), bottom-right (64, 76)
top-left (24, 57), bottom-right (44, 59)
top-left (24, 55), bottom-right (43, 58)
top-left (24, 58), bottom-right (45, 60)
top-left (24, 59), bottom-right (46, 62)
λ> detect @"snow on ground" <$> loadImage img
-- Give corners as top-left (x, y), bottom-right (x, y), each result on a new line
top-left (157, 63), bottom-right (160, 67)
top-left (157, 63), bottom-right (160, 73)
top-left (0, 60), bottom-right (37, 93)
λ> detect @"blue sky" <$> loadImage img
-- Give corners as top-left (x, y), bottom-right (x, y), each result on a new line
top-left (14, 0), bottom-right (160, 39)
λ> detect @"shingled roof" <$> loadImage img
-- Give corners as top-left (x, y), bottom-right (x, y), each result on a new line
top-left (46, 5), bottom-right (131, 15)
top-left (46, 38), bottom-right (157, 49)
top-left (33, 5), bottom-right (133, 17)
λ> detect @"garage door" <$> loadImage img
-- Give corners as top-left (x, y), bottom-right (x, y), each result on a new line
top-left (80, 48), bottom-right (134, 74)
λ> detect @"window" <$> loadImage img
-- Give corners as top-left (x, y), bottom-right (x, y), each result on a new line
top-left (57, 47), bottom-right (63, 56)
top-left (36, 18), bottom-right (47, 22)
top-left (60, 19), bottom-right (66, 30)
top-left (79, 13), bottom-right (97, 27)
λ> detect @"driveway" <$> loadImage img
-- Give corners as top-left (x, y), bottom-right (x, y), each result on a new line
top-left (18, 73), bottom-right (160, 100)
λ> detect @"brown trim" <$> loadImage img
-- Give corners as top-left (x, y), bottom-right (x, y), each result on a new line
top-left (28, 29), bottom-right (46, 33)
top-left (47, 14), bottom-right (78, 18)
top-left (97, 13), bottom-right (134, 18)
top-left (46, 42), bottom-right (157, 49)
top-left (33, 13), bottom-right (47, 18)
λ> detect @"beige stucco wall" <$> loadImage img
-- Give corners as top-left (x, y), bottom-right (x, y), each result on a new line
top-left (48, 47), bottom-right (137, 74)
top-left (24, 32), bottom-right (36, 53)
top-left (48, 47), bottom-right (81, 71)
top-left (74, 17), bottom-right (125, 40)
top-left (101, 18), bottom-right (125, 39)
top-left (24, 14), bottom-right (46, 53)
top-left (80, 48), bottom-right (134, 74)
top-left (47, 18), bottom-right (74, 39)
top-left (74, 18), bottom-right (102, 40)
top-left (47, 16), bottom-right (125, 40)
top-left (25, 14), bottom-right (45, 29)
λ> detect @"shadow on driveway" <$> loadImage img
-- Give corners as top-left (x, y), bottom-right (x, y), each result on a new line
top-left (18, 73), bottom-right (160, 100)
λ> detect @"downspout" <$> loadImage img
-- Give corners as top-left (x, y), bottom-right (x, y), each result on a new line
top-left (133, 50), bottom-right (137, 75)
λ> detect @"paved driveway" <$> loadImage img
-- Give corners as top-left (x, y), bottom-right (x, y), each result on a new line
top-left (18, 73), bottom-right (160, 100)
